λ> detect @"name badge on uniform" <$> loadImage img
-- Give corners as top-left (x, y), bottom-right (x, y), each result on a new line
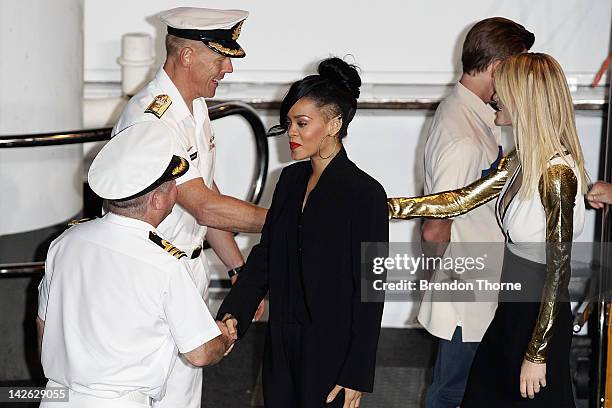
top-left (190, 151), bottom-right (198, 161)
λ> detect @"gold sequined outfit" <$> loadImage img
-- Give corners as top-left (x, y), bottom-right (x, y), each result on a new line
top-left (390, 151), bottom-right (581, 407)
top-left (387, 149), bottom-right (518, 220)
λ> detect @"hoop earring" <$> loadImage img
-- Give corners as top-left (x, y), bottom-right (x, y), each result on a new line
top-left (318, 135), bottom-right (338, 160)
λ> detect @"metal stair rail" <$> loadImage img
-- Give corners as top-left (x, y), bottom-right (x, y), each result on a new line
top-left (0, 101), bottom-right (269, 277)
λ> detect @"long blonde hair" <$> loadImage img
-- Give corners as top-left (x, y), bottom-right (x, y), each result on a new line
top-left (494, 53), bottom-right (587, 198)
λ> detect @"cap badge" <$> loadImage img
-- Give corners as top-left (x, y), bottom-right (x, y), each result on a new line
top-left (232, 21), bottom-right (243, 40)
top-left (145, 94), bottom-right (172, 118)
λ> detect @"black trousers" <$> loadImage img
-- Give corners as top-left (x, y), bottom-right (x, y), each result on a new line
top-left (262, 322), bottom-right (345, 408)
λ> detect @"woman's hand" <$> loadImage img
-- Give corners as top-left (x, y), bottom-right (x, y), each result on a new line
top-left (520, 359), bottom-right (546, 399)
top-left (326, 385), bottom-right (362, 407)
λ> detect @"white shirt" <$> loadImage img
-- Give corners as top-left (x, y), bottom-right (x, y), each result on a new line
top-left (418, 82), bottom-right (505, 342)
top-left (37, 213), bottom-right (220, 401)
top-left (500, 154), bottom-right (585, 263)
top-left (113, 67), bottom-right (216, 295)
top-left (423, 82), bottom-right (504, 243)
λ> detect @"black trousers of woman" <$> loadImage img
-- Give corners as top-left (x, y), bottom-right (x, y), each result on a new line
top-left (461, 249), bottom-right (575, 408)
top-left (262, 322), bottom-right (345, 408)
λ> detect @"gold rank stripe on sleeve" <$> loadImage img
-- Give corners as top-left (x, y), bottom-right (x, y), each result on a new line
top-left (67, 217), bottom-right (96, 226)
top-left (148, 231), bottom-right (187, 260)
top-left (145, 94), bottom-right (172, 118)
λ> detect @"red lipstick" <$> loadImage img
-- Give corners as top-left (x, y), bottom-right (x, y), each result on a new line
top-left (289, 142), bottom-right (302, 151)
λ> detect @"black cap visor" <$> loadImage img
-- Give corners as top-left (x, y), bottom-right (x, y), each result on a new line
top-left (115, 155), bottom-right (189, 202)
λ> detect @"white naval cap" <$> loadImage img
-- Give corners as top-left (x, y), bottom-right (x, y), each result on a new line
top-left (88, 122), bottom-right (189, 201)
top-left (159, 7), bottom-right (249, 58)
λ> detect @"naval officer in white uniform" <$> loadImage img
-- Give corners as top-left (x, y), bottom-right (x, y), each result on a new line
top-left (37, 122), bottom-right (237, 407)
top-left (112, 9), bottom-right (266, 406)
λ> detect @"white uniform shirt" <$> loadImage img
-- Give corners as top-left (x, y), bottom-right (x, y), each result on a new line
top-left (37, 213), bottom-right (221, 401)
top-left (113, 67), bottom-right (216, 298)
top-left (500, 154), bottom-right (585, 263)
top-left (418, 82), bottom-right (505, 342)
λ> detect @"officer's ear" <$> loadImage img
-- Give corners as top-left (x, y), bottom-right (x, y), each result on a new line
top-left (150, 187), bottom-right (170, 212)
top-left (149, 189), bottom-right (164, 211)
top-left (151, 181), bottom-right (177, 213)
top-left (179, 46), bottom-right (195, 68)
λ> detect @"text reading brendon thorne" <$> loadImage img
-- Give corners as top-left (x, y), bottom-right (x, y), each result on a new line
top-left (370, 253), bottom-right (521, 293)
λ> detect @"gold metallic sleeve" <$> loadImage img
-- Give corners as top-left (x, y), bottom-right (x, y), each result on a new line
top-left (524, 164), bottom-right (577, 364)
top-left (387, 149), bottom-right (518, 219)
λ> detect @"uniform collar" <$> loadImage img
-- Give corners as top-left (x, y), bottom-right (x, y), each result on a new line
top-left (155, 67), bottom-right (193, 122)
top-left (455, 82), bottom-right (497, 132)
top-left (103, 212), bottom-right (158, 233)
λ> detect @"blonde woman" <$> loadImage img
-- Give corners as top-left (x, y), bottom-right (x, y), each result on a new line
top-left (389, 53), bottom-right (587, 407)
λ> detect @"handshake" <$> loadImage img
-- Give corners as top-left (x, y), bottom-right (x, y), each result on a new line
top-left (216, 314), bottom-right (239, 357)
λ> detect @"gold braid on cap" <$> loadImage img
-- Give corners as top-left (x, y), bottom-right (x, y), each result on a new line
top-left (208, 42), bottom-right (245, 57)
top-left (524, 164), bottom-right (577, 364)
top-left (387, 149), bottom-right (518, 220)
top-left (172, 157), bottom-right (189, 176)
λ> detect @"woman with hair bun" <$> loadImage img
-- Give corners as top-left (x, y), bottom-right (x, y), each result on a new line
top-left (217, 57), bottom-right (388, 407)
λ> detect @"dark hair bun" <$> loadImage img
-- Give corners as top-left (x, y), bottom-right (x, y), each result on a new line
top-left (317, 57), bottom-right (361, 99)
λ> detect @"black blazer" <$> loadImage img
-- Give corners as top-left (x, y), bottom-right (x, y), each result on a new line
top-left (217, 148), bottom-right (388, 393)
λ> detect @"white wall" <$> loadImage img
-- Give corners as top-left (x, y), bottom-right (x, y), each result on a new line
top-left (0, 0), bottom-right (84, 236)
top-left (85, 0), bottom-right (612, 85)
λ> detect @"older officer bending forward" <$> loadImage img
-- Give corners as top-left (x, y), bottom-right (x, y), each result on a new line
top-left (36, 122), bottom-right (237, 407)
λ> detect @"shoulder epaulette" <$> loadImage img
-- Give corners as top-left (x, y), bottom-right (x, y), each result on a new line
top-left (67, 217), bottom-right (96, 226)
top-left (145, 94), bottom-right (172, 118)
top-left (148, 231), bottom-right (186, 260)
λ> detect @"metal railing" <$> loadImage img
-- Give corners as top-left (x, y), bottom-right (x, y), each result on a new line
top-left (0, 101), bottom-right (269, 276)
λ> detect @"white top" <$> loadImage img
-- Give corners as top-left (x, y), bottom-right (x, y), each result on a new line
top-left (419, 82), bottom-right (505, 342)
top-left (499, 154), bottom-right (586, 263)
top-left (113, 67), bottom-right (215, 290)
top-left (37, 213), bottom-right (220, 401)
